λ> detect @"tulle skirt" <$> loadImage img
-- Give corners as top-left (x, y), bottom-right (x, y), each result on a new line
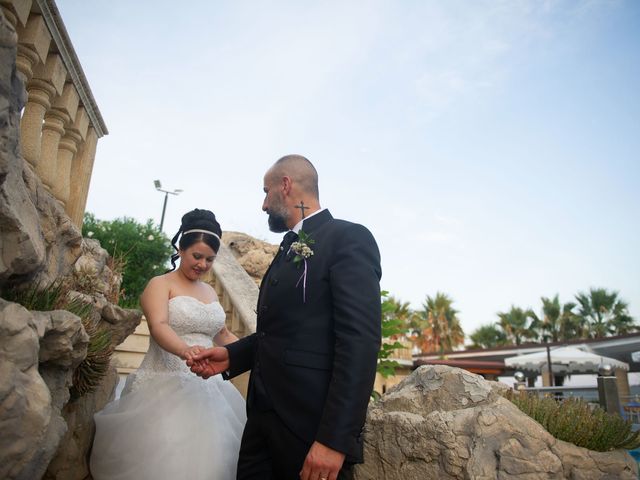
top-left (90, 373), bottom-right (246, 480)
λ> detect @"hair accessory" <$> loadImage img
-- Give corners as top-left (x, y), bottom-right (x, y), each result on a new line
top-left (182, 229), bottom-right (221, 241)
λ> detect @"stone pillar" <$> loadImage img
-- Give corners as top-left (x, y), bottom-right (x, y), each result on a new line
top-left (615, 368), bottom-right (631, 401)
top-left (49, 83), bottom-right (80, 205)
top-left (68, 127), bottom-right (98, 227)
top-left (15, 13), bottom-right (50, 84)
top-left (21, 53), bottom-right (65, 169)
top-left (0, 0), bottom-right (32, 30)
top-left (54, 131), bottom-right (79, 206)
top-left (58, 106), bottom-right (89, 213)
top-left (39, 82), bottom-right (78, 193)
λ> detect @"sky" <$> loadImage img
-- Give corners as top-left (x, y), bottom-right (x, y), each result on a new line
top-left (56, 0), bottom-right (640, 342)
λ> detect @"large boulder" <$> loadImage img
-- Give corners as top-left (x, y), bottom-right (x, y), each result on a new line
top-left (222, 231), bottom-right (277, 285)
top-left (355, 365), bottom-right (637, 479)
top-left (0, 299), bottom-right (89, 480)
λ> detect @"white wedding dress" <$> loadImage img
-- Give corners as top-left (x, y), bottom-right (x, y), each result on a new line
top-left (90, 296), bottom-right (246, 480)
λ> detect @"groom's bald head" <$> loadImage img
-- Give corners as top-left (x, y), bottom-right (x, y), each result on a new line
top-left (269, 154), bottom-right (319, 199)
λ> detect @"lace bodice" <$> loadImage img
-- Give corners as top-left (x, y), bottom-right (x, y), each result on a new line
top-left (123, 296), bottom-right (226, 394)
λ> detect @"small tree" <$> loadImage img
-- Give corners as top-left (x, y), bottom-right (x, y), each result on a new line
top-left (82, 213), bottom-right (172, 307)
top-left (377, 291), bottom-right (406, 379)
top-left (416, 292), bottom-right (465, 356)
top-left (575, 287), bottom-right (636, 338)
top-left (497, 305), bottom-right (537, 346)
top-left (469, 324), bottom-right (507, 349)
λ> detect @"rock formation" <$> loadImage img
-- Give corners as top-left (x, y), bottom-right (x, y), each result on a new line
top-left (0, 8), bottom-right (82, 289)
top-left (0, 299), bottom-right (88, 480)
top-left (354, 365), bottom-right (637, 480)
top-left (0, 10), bottom-right (141, 478)
top-left (222, 231), bottom-right (278, 285)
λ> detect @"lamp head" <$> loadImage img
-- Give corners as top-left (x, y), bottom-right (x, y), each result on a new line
top-left (154, 180), bottom-right (161, 189)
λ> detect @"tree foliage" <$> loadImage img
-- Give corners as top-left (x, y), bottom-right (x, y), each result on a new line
top-left (497, 306), bottom-right (537, 346)
top-left (377, 291), bottom-right (406, 379)
top-left (469, 288), bottom-right (636, 351)
top-left (82, 213), bottom-right (172, 307)
top-left (575, 287), bottom-right (635, 338)
top-left (416, 292), bottom-right (464, 356)
top-left (469, 324), bottom-right (507, 349)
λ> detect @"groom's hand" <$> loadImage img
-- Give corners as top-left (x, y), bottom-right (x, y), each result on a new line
top-left (299, 441), bottom-right (345, 480)
top-left (187, 347), bottom-right (230, 379)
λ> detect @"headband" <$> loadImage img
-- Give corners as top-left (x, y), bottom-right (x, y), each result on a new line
top-left (182, 229), bottom-right (221, 241)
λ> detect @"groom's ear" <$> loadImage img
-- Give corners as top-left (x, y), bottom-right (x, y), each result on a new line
top-left (282, 175), bottom-right (293, 195)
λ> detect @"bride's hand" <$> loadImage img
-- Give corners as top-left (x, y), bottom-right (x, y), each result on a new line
top-left (189, 347), bottom-right (230, 379)
top-left (181, 345), bottom-right (205, 362)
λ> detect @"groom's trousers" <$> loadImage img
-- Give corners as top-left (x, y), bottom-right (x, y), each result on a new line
top-left (236, 409), bottom-right (354, 480)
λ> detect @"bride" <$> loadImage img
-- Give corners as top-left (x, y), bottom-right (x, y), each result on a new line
top-left (90, 209), bottom-right (246, 480)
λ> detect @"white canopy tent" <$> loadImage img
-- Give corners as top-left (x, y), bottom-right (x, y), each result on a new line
top-left (505, 346), bottom-right (629, 374)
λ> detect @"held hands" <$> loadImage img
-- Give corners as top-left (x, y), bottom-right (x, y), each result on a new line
top-left (180, 345), bottom-right (206, 362)
top-left (186, 346), bottom-right (230, 379)
top-left (299, 441), bottom-right (346, 480)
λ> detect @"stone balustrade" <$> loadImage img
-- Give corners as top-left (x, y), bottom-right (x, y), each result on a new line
top-left (1, 0), bottom-right (107, 228)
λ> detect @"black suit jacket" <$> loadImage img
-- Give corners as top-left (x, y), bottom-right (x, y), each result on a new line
top-left (225, 209), bottom-right (381, 462)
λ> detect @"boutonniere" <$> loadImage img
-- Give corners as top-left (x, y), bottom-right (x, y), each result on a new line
top-left (290, 230), bottom-right (315, 264)
top-left (288, 230), bottom-right (315, 303)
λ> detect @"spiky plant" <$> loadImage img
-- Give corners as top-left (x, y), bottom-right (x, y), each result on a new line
top-left (2, 281), bottom-right (115, 400)
top-left (70, 316), bottom-right (113, 400)
top-left (1, 280), bottom-right (68, 311)
top-left (504, 390), bottom-right (640, 452)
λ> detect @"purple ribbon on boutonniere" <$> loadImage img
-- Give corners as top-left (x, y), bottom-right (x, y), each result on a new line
top-left (295, 259), bottom-right (308, 302)
top-left (288, 229), bottom-right (315, 303)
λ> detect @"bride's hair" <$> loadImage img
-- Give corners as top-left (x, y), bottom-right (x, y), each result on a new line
top-left (168, 209), bottom-right (222, 272)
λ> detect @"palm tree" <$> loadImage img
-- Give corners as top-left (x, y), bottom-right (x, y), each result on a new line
top-left (382, 295), bottom-right (416, 340)
top-left (416, 292), bottom-right (464, 356)
top-left (575, 288), bottom-right (636, 338)
top-left (531, 295), bottom-right (582, 342)
top-left (469, 324), bottom-right (507, 349)
top-left (497, 305), bottom-right (536, 346)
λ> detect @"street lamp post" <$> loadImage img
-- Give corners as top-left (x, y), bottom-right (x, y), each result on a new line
top-left (154, 180), bottom-right (183, 231)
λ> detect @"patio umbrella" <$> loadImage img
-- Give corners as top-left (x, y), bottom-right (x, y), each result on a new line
top-left (504, 345), bottom-right (629, 374)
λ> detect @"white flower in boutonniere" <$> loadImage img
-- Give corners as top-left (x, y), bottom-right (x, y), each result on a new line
top-left (288, 230), bottom-right (315, 302)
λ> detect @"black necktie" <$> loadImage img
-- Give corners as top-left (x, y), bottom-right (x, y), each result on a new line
top-left (280, 231), bottom-right (298, 253)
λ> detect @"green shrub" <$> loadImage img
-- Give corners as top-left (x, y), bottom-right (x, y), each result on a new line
top-left (504, 390), bottom-right (640, 451)
top-left (82, 213), bottom-right (172, 308)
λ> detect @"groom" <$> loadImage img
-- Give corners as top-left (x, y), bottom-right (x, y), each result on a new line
top-left (190, 155), bottom-right (381, 480)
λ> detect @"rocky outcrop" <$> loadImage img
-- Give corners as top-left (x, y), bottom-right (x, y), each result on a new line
top-left (0, 299), bottom-right (89, 480)
top-left (43, 366), bottom-right (118, 480)
top-left (0, 8), bottom-right (82, 289)
top-left (355, 365), bottom-right (637, 480)
top-left (222, 231), bottom-right (277, 285)
top-left (43, 242), bottom-right (142, 480)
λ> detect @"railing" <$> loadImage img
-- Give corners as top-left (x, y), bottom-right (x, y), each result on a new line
top-left (1, 0), bottom-right (107, 227)
top-left (518, 386), bottom-right (600, 403)
top-left (513, 371), bottom-right (623, 417)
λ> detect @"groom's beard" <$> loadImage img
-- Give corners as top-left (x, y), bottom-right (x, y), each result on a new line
top-left (267, 210), bottom-right (289, 233)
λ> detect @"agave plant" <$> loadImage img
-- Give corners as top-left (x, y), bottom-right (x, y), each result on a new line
top-left (70, 314), bottom-right (113, 400)
top-left (2, 280), bottom-right (115, 400)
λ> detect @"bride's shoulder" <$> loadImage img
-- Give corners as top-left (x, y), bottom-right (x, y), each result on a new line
top-left (143, 273), bottom-right (174, 295)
